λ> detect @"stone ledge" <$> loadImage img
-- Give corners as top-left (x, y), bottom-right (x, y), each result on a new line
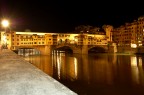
top-left (0, 49), bottom-right (77, 95)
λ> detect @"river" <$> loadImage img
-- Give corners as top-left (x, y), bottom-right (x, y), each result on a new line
top-left (24, 52), bottom-right (144, 95)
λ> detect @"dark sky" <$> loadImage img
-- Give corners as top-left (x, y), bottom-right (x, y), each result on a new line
top-left (0, 0), bottom-right (143, 32)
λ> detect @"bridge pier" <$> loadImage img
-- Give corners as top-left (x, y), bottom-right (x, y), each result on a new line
top-left (40, 45), bottom-right (52, 55)
top-left (73, 45), bottom-right (88, 54)
top-left (81, 45), bottom-right (88, 54)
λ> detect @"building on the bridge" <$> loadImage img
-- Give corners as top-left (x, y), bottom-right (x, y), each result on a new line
top-left (1, 31), bottom-right (110, 48)
top-left (112, 16), bottom-right (144, 53)
top-left (0, 25), bottom-right (116, 54)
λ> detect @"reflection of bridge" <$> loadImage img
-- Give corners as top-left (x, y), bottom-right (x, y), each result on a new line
top-left (16, 43), bottom-right (115, 55)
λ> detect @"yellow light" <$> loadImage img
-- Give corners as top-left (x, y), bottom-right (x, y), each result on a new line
top-left (1, 19), bottom-right (9, 27)
top-left (2, 33), bottom-right (7, 45)
top-left (131, 56), bottom-right (137, 66)
top-left (131, 44), bottom-right (137, 48)
top-left (74, 39), bottom-right (77, 42)
top-left (74, 57), bottom-right (78, 79)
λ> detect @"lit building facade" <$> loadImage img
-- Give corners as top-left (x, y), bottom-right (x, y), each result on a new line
top-left (112, 16), bottom-right (144, 53)
top-left (0, 30), bottom-right (114, 54)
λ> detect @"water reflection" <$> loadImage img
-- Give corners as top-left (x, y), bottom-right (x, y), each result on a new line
top-left (131, 56), bottom-right (144, 86)
top-left (25, 55), bottom-right (53, 76)
top-left (25, 53), bottom-right (144, 95)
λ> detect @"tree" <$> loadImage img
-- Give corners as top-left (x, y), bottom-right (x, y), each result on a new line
top-left (91, 27), bottom-right (100, 34)
top-left (75, 25), bottom-right (92, 33)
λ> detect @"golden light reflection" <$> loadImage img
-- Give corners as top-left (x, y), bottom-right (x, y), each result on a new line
top-left (74, 57), bottom-right (78, 79)
top-left (57, 53), bottom-right (61, 79)
top-left (138, 57), bottom-right (142, 66)
top-left (131, 56), bottom-right (137, 67)
top-left (131, 56), bottom-right (139, 84)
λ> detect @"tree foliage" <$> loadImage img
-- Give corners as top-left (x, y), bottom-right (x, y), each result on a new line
top-left (75, 25), bottom-right (101, 34)
top-left (75, 25), bottom-right (92, 33)
top-left (102, 25), bottom-right (113, 32)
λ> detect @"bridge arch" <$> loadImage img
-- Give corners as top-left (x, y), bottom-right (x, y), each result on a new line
top-left (53, 45), bottom-right (74, 53)
top-left (53, 44), bottom-right (82, 54)
top-left (88, 46), bottom-right (108, 53)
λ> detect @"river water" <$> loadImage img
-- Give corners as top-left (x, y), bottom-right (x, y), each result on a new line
top-left (24, 52), bottom-right (144, 95)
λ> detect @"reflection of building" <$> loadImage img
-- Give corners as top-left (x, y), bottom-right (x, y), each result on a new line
top-left (130, 56), bottom-right (144, 85)
top-left (112, 16), bottom-right (144, 53)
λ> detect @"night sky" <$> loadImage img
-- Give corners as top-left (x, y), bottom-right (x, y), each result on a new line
top-left (0, 0), bottom-right (143, 33)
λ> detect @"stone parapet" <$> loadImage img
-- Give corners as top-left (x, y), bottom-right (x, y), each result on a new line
top-left (0, 49), bottom-right (77, 95)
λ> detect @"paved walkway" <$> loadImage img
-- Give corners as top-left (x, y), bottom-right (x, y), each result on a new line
top-left (0, 49), bottom-right (77, 95)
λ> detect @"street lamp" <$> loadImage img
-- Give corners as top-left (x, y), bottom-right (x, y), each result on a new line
top-left (1, 19), bottom-right (10, 49)
top-left (1, 19), bottom-right (9, 28)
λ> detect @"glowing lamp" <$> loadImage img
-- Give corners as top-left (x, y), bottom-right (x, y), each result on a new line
top-left (1, 19), bottom-right (9, 28)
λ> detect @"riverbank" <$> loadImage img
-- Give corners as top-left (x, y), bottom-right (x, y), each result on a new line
top-left (0, 49), bottom-right (77, 95)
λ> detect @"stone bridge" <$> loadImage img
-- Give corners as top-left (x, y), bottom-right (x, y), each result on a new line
top-left (14, 44), bottom-right (113, 55)
top-left (53, 44), bottom-right (109, 54)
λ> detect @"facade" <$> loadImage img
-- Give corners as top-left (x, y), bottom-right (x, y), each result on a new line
top-left (112, 16), bottom-right (144, 53)
top-left (0, 30), bottom-right (114, 54)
